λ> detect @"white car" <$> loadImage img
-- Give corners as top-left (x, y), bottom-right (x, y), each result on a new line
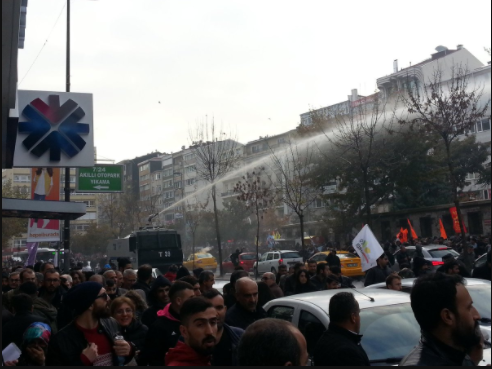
top-left (263, 288), bottom-right (491, 365)
top-left (253, 250), bottom-right (303, 275)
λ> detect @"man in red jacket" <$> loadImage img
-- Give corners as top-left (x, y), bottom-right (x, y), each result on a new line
top-left (165, 297), bottom-right (218, 366)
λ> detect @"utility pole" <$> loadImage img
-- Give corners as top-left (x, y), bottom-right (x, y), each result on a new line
top-left (63, 0), bottom-right (71, 272)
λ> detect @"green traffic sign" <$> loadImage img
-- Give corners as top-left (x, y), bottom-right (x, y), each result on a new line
top-left (76, 165), bottom-right (123, 193)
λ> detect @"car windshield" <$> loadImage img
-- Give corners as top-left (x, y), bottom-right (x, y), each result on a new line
top-left (338, 253), bottom-right (358, 259)
top-left (360, 303), bottom-right (421, 363)
top-left (428, 249), bottom-right (460, 258)
top-left (241, 254), bottom-right (256, 260)
top-left (281, 252), bottom-right (301, 259)
top-left (197, 253), bottom-right (213, 259)
top-left (467, 285), bottom-right (491, 320)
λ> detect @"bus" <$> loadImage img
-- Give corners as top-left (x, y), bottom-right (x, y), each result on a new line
top-left (107, 228), bottom-right (183, 273)
top-left (12, 248), bottom-right (65, 266)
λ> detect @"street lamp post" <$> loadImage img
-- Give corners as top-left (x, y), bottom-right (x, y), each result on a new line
top-left (63, 0), bottom-right (71, 272)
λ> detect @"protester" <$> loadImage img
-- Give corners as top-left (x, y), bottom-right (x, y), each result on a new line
top-left (165, 297), bottom-right (218, 366)
top-left (384, 244), bottom-right (395, 266)
top-left (88, 274), bottom-right (105, 285)
top-left (325, 249), bottom-right (341, 268)
top-left (117, 257), bottom-right (133, 274)
top-left (364, 253), bottom-right (392, 287)
top-left (141, 275), bottom-right (172, 327)
top-left (140, 281), bottom-right (195, 366)
top-left (104, 279), bottom-right (118, 301)
top-left (330, 266), bottom-right (356, 288)
top-left (2, 294), bottom-right (50, 350)
top-left (412, 256), bottom-right (431, 277)
top-left (35, 272), bottom-right (44, 288)
top-left (313, 292), bottom-right (370, 366)
top-left (115, 271), bottom-right (124, 289)
top-left (325, 275), bottom-right (340, 290)
top-left (437, 253), bottom-right (471, 277)
top-left (2, 305), bottom-right (13, 325)
top-left (110, 297), bottom-right (148, 353)
top-left (458, 244), bottom-right (476, 274)
top-left (400, 273), bottom-right (482, 366)
top-left (180, 275), bottom-right (202, 296)
top-left (275, 264), bottom-right (288, 285)
top-left (132, 264), bottom-right (153, 301)
top-left (2, 272), bottom-right (11, 293)
top-left (223, 270), bottom-right (249, 309)
top-left (306, 260), bottom-right (317, 278)
top-left (225, 277), bottom-right (266, 330)
top-left (230, 249), bottom-right (242, 268)
top-left (122, 269), bottom-right (137, 290)
top-left (396, 243), bottom-right (411, 269)
top-left (292, 269), bottom-right (318, 295)
top-left (46, 282), bottom-right (135, 366)
top-left (6, 271), bottom-right (20, 294)
top-left (70, 270), bottom-right (85, 287)
top-left (202, 289), bottom-right (244, 366)
top-left (442, 260), bottom-right (461, 275)
top-left (192, 268), bottom-right (204, 279)
top-left (398, 268), bottom-right (415, 279)
top-left (386, 274), bottom-right (403, 291)
top-left (257, 281), bottom-right (275, 307)
top-left (310, 263), bottom-right (329, 291)
top-left (199, 271), bottom-right (215, 294)
top-left (164, 265), bottom-right (178, 283)
top-left (261, 272), bottom-right (284, 298)
top-left (60, 274), bottom-right (73, 291)
top-left (279, 265), bottom-right (295, 291)
top-left (472, 251), bottom-right (491, 281)
top-left (13, 322), bottom-right (52, 366)
top-left (238, 318), bottom-right (308, 366)
top-left (124, 290), bottom-right (148, 322)
top-left (283, 262), bottom-right (305, 296)
top-left (4, 268), bottom-right (36, 310)
top-left (176, 265), bottom-right (191, 280)
top-left (103, 270), bottom-right (127, 297)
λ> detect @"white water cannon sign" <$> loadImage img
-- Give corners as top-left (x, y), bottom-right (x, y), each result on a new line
top-left (76, 165), bottom-right (123, 193)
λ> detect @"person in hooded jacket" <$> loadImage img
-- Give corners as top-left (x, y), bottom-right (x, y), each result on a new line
top-left (110, 296), bottom-right (148, 363)
top-left (141, 275), bottom-right (172, 327)
top-left (293, 269), bottom-right (318, 295)
top-left (176, 265), bottom-right (191, 280)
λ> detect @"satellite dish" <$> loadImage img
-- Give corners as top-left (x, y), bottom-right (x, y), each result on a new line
top-left (435, 46), bottom-right (449, 53)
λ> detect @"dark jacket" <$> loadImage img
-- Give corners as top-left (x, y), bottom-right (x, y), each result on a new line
top-left (141, 303), bottom-right (166, 327)
top-left (225, 302), bottom-right (267, 330)
top-left (46, 317), bottom-right (130, 366)
top-left (336, 275), bottom-right (356, 289)
top-left (326, 254), bottom-right (341, 268)
top-left (38, 287), bottom-right (64, 310)
top-left (294, 281), bottom-right (318, 295)
top-left (121, 319), bottom-right (148, 351)
top-left (397, 251), bottom-right (411, 268)
top-left (165, 341), bottom-right (211, 366)
top-left (400, 332), bottom-right (475, 366)
top-left (139, 303), bottom-right (182, 366)
top-left (364, 265), bottom-right (392, 287)
top-left (310, 275), bottom-right (326, 291)
top-left (132, 280), bottom-right (151, 301)
top-left (2, 311), bottom-right (50, 349)
top-left (2, 306), bottom-right (13, 325)
top-left (269, 283), bottom-right (284, 298)
top-left (283, 275), bottom-right (296, 296)
top-left (313, 323), bottom-right (370, 366)
top-left (211, 324), bottom-right (244, 366)
top-left (472, 264), bottom-right (491, 281)
top-left (32, 296), bottom-right (59, 334)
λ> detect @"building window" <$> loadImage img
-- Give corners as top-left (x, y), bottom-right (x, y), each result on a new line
top-left (174, 181), bottom-right (182, 189)
top-left (466, 173), bottom-right (480, 181)
top-left (164, 180), bottom-right (173, 189)
top-left (185, 166), bottom-right (196, 174)
top-left (155, 173), bottom-right (161, 180)
top-left (82, 200), bottom-right (95, 208)
top-left (314, 198), bottom-right (325, 209)
top-left (139, 164), bottom-right (150, 172)
top-left (477, 119), bottom-right (491, 132)
top-left (184, 153), bottom-right (196, 162)
top-left (165, 214), bottom-right (174, 221)
top-left (186, 178), bottom-right (196, 186)
top-left (252, 145), bottom-right (260, 154)
top-left (164, 191), bottom-right (175, 199)
top-left (163, 168), bottom-right (174, 177)
top-left (14, 239), bottom-right (27, 248)
top-left (13, 175), bottom-right (30, 183)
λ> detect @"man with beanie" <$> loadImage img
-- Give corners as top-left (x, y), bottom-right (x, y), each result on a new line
top-left (140, 281), bottom-right (195, 366)
top-left (141, 275), bottom-right (172, 327)
top-left (46, 282), bottom-right (135, 366)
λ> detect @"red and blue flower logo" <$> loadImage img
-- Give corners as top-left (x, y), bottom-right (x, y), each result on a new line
top-left (18, 95), bottom-right (90, 162)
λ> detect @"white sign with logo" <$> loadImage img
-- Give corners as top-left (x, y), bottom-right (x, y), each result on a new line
top-left (14, 90), bottom-right (94, 167)
top-left (352, 225), bottom-right (384, 272)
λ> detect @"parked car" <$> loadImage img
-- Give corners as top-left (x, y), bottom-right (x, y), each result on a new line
top-left (393, 245), bottom-right (460, 271)
top-left (365, 278), bottom-right (491, 344)
top-left (182, 253), bottom-right (218, 271)
top-left (474, 253), bottom-right (489, 271)
top-left (263, 289), bottom-right (426, 365)
top-left (253, 250), bottom-right (303, 275)
top-left (305, 251), bottom-right (365, 278)
top-left (222, 252), bottom-right (257, 273)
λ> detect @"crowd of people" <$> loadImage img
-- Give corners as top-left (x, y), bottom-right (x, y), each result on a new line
top-left (1, 232), bottom-right (490, 366)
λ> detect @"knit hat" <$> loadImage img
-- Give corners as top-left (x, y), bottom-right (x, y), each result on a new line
top-left (64, 281), bottom-right (103, 316)
top-left (23, 322), bottom-right (51, 346)
top-left (148, 276), bottom-right (172, 305)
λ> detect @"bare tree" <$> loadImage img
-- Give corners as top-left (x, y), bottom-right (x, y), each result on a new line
top-left (189, 118), bottom-right (240, 276)
top-left (399, 65), bottom-right (490, 242)
top-left (269, 139), bottom-right (320, 246)
top-left (234, 168), bottom-right (275, 278)
top-left (184, 195), bottom-right (210, 269)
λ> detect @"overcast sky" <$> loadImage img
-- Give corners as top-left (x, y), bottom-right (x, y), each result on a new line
top-left (18, 0), bottom-right (492, 163)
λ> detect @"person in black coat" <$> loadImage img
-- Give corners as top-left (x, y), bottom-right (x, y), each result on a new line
top-left (364, 253), bottom-right (393, 287)
top-left (472, 252), bottom-right (491, 281)
top-left (325, 249), bottom-right (341, 268)
top-left (141, 275), bottom-right (172, 327)
top-left (225, 278), bottom-right (267, 330)
top-left (110, 296), bottom-right (148, 350)
top-left (313, 292), bottom-right (370, 366)
top-left (2, 293), bottom-right (50, 350)
top-left (293, 269), bottom-right (318, 295)
top-left (132, 265), bottom-right (152, 302)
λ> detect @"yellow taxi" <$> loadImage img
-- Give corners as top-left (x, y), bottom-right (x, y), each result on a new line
top-left (305, 251), bottom-right (365, 278)
top-left (183, 253), bottom-right (218, 272)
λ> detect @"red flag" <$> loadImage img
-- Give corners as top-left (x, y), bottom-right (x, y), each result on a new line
top-left (439, 219), bottom-right (448, 240)
top-left (407, 219), bottom-right (418, 240)
top-left (397, 228), bottom-right (409, 243)
top-left (449, 207), bottom-right (468, 234)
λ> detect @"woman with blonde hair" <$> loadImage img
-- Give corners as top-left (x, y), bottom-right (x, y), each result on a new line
top-left (110, 297), bottom-right (148, 354)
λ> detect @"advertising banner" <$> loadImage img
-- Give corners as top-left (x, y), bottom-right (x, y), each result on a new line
top-left (14, 90), bottom-right (94, 167)
top-left (27, 168), bottom-right (61, 243)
